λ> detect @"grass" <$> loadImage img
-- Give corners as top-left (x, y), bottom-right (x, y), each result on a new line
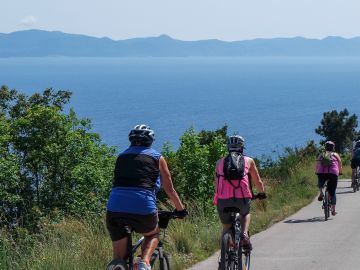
top-left (1, 158), bottom-right (322, 270)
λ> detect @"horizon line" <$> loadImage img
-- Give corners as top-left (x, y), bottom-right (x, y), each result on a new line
top-left (2, 28), bottom-right (360, 43)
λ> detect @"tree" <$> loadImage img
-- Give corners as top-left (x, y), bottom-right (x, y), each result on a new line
top-left (315, 109), bottom-right (358, 153)
top-left (161, 126), bottom-right (227, 209)
top-left (0, 86), bottom-right (115, 231)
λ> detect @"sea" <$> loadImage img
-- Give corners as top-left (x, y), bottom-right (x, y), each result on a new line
top-left (0, 57), bottom-right (359, 158)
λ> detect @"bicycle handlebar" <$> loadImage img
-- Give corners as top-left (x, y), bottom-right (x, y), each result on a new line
top-left (158, 210), bottom-right (188, 229)
top-left (252, 192), bottom-right (267, 200)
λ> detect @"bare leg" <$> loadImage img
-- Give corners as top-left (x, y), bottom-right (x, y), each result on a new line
top-left (141, 226), bottom-right (160, 265)
top-left (222, 223), bottom-right (232, 232)
top-left (220, 224), bottom-right (233, 246)
top-left (241, 214), bottom-right (251, 236)
top-left (112, 237), bottom-right (128, 260)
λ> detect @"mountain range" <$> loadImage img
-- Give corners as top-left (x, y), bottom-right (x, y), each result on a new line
top-left (1, 29), bottom-right (360, 57)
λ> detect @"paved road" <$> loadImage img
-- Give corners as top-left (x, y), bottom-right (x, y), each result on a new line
top-left (187, 180), bottom-right (360, 270)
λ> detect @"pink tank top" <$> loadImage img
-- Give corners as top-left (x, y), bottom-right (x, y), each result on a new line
top-left (213, 156), bottom-right (252, 205)
top-left (315, 152), bottom-right (340, 175)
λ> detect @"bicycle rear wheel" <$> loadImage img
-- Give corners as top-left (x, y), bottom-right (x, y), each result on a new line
top-left (353, 177), bottom-right (357, 193)
top-left (152, 252), bottom-right (170, 270)
top-left (220, 230), bottom-right (235, 270)
top-left (323, 191), bottom-right (330, 221)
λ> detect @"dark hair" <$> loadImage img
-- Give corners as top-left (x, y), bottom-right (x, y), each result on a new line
top-left (130, 140), bottom-right (152, 147)
top-left (325, 143), bottom-right (335, 151)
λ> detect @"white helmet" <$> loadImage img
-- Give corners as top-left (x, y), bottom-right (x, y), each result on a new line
top-left (227, 135), bottom-right (245, 152)
top-left (128, 124), bottom-right (155, 145)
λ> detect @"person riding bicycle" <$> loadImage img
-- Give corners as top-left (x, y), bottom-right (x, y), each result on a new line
top-left (106, 124), bottom-right (186, 270)
top-left (351, 136), bottom-right (360, 184)
top-left (214, 135), bottom-right (266, 250)
top-left (315, 140), bottom-right (342, 216)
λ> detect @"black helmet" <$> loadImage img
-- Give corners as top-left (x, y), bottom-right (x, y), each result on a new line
top-left (128, 124), bottom-right (155, 145)
top-left (227, 135), bottom-right (245, 152)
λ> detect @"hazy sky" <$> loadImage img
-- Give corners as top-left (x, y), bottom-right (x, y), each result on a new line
top-left (2, 0), bottom-right (360, 41)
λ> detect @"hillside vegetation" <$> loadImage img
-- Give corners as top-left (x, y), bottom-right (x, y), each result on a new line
top-left (0, 87), bottom-right (357, 269)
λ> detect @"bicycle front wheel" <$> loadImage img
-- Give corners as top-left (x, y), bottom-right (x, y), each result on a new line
top-left (220, 230), bottom-right (236, 270)
top-left (239, 249), bottom-right (251, 270)
top-left (152, 252), bottom-right (170, 270)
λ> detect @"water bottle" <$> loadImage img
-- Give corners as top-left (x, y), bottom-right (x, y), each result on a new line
top-left (133, 256), bottom-right (141, 270)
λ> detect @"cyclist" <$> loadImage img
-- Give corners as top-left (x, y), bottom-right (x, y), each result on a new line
top-left (351, 136), bottom-right (360, 184)
top-left (315, 141), bottom-right (342, 216)
top-left (106, 124), bottom-right (186, 270)
top-left (214, 135), bottom-right (266, 249)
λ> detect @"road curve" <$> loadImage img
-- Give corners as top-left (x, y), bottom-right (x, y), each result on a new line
top-left (187, 180), bottom-right (360, 270)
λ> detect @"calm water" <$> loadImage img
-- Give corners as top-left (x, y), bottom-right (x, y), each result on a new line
top-left (1, 57), bottom-right (359, 158)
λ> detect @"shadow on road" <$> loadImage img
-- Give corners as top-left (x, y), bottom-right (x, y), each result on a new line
top-left (283, 216), bottom-right (325, 223)
top-left (336, 186), bottom-right (351, 190)
top-left (336, 190), bottom-right (354, 195)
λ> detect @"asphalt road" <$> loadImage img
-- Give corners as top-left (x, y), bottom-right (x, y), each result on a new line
top-left (187, 180), bottom-right (360, 270)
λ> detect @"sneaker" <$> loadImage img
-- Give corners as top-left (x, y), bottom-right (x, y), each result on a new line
top-left (138, 260), bottom-right (151, 270)
top-left (318, 193), bottom-right (324, 201)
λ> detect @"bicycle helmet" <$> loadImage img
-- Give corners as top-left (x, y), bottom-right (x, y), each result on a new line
top-left (128, 124), bottom-right (155, 145)
top-left (227, 135), bottom-right (245, 152)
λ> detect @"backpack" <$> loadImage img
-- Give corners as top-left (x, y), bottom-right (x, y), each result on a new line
top-left (223, 152), bottom-right (246, 180)
top-left (320, 151), bottom-right (334, 167)
top-left (353, 141), bottom-right (360, 160)
top-left (354, 145), bottom-right (360, 160)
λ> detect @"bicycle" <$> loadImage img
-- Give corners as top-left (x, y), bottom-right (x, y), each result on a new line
top-left (219, 194), bottom-right (265, 270)
top-left (352, 166), bottom-right (360, 193)
top-left (107, 210), bottom-right (186, 270)
top-left (322, 181), bottom-right (331, 221)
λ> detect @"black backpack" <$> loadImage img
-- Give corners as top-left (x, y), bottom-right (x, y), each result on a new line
top-left (215, 152), bottom-right (252, 200)
top-left (223, 152), bottom-right (246, 180)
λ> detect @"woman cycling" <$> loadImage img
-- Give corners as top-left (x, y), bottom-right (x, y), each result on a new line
top-left (214, 135), bottom-right (266, 249)
top-left (315, 141), bottom-right (342, 216)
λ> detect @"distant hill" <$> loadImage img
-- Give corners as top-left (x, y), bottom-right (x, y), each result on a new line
top-left (1, 29), bottom-right (360, 57)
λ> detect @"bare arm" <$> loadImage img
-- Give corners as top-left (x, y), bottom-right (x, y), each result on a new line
top-left (248, 158), bottom-right (265, 193)
top-left (159, 156), bottom-right (184, 211)
top-left (214, 159), bottom-right (221, 193)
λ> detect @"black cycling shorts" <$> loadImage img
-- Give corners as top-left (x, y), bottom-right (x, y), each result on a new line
top-left (217, 198), bottom-right (251, 224)
top-left (106, 211), bottom-right (158, 241)
top-left (351, 158), bottom-right (360, 169)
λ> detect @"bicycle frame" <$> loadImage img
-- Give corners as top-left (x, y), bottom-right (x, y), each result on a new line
top-left (220, 209), bottom-right (251, 270)
top-left (119, 210), bottom-right (182, 270)
top-left (124, 227), bottom-right (167, 270)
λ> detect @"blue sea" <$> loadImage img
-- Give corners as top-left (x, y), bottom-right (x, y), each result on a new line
top-left (1, 57), bottom-right (359, 158)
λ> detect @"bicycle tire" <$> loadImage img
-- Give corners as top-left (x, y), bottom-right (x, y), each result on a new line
top-left (106, 259), bottom-right (128, 270)
top-left (220, 230), bottom-right (235, 270)
top-left (152, 252), bottom-right (170, 270)
top-left (353, 178), bottom-right (357, 193)
top-left (324, 191), bottom-right (330, 221)
top-left (240, 250), bottom-right (251, 270)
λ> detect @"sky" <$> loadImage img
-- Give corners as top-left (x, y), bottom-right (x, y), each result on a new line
top-left (2, 0), bottom-right (360, 41)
